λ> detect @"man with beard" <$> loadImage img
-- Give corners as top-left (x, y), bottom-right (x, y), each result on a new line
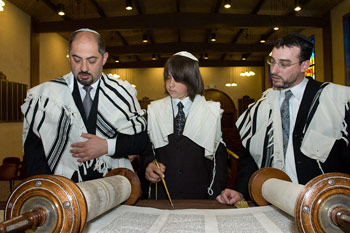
top-left (22, 28), bottom-right (148, 182)
top-left (216, 33), bottom-right (350, 205)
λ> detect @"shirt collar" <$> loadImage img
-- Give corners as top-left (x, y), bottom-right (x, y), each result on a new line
top-left (281, 77), bottom-right (308, 101)
top-left (171, 96), bottom-right (192, 117)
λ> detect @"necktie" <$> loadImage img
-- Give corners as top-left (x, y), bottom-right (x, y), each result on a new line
top-left (281, 90), bottom-right (293, 155)
top-left (83, 86), bottom-right (93, 118)
top-left (174, 102), bottom-right (186, 135)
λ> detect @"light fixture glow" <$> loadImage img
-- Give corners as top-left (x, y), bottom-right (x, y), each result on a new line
top-left (240, 71), bottom-right (255, 77)
top-left (57, 4), bottom-right (65, 16)
top-left (294, 5), bottom-right (301, 11)
top-left (224, 0), bottom-right (231, 9)
top-left (0, 0), bottom-right (5, 7)
top-left (142, 34), bottom-right (148, 43)
top-left (210, 33), bottom-right (216, 42)
top-left (204, 53), bottom-right (208, 59)
top-left (126, 0), bottom-right (132, 10)
top-left (273, 26), bottom-right (279, 31)
top-left (152, 54), bottom-right (156, 60)
top-left (260, 35), bottom-right (266, 44)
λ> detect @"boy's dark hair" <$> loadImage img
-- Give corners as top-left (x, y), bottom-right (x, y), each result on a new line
top-left (163, 55), bottom-right (204, 100)
top-left (275, 33), bottom-right (314, 63)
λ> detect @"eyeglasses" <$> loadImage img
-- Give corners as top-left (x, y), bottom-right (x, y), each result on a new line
top-left (266, 56), bottom-right (300, 69)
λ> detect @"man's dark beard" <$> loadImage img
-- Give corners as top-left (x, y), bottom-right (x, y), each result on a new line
top-left (77, 72), bottom-right (93, 86)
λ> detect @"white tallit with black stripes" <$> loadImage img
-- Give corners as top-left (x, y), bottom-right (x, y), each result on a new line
top-left (236, 82), bottom-right (350, 170)
top-left (22, 72), bottom-right (146, 180)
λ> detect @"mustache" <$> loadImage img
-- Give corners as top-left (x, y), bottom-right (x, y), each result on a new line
top-left (271, 74), bottom-right (282, 79)
top-left (78, 71), bottom-right (91, 76)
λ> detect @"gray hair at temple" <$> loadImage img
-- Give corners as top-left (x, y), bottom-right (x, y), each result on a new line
top-left (68, 28), bottom-right (106, 56)
top-left (274, 33), bottom-right (314, 64)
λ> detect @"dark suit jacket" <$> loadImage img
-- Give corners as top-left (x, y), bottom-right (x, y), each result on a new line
top-left (24, 78), bottom-right (149, 181)
top-left (142, 134), bottom-right (228, 200)
top-left (235, 78), bottom-right (350, 199)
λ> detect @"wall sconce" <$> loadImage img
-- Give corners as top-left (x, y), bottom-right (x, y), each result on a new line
top-left (57, 4), bottom-right (65, 16)
top-left (224, 0), bottom-right (231, 9)
top-left (273, 26), bottom-right (279, 31)
top-left (142, 34), bottom-right (148, 43)
top-left (126, 0), bottom-right (132, 11)
top-left (152, 54), bottom-right (157, 60)
top-left (204, 53), bottom-right (208, 60)
top-left (0, 0), bottom-right (5, 12)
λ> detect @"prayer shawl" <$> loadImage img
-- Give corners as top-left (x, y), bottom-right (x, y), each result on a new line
top-left (147, 95), bottom-right (224, 159)
top-left (22, 72), bottom-right (146, 181)
top-left (236, 82), bottom-right (350, 170)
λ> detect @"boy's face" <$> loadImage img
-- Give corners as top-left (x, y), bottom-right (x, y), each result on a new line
top-left (165, 75), bottom-right (188, 100)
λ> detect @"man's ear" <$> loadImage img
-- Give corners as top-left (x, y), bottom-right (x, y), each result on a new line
top-left (103, 52), bottom-right (109, 65)
top-left (300, 59), bottom-right (310, 72)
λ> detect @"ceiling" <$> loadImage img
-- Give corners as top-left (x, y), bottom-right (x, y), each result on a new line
top-left (7, 0), bottom-right (343, 68)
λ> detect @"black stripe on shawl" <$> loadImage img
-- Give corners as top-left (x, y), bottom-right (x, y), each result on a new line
top-left (342, 102), bottom-right (350, 140)
top-left (99, 75), bottom-right (146, 133)
top-left (261, 109), bottom-right (273, 167)
top-left (50, 76), bottom-right (68, 85)
top-left (24, 98), bottom-right (33, 119)
top-left (103, 74), bottom-right (138, 112)
top-left (303, 82), bottom-right (330, 135)
top-left (96, 113), bottom-right (117, 138)
top-left (47, 108), bottom-right (71, 172)
top-left (241, 100), bottom-right (263, 143)
top-left (103, 74), bottom-right (146, 131)
top-left (37, 98), bottom-right (49, 132)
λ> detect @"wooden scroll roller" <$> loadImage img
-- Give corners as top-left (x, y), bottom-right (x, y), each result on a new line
top-left (249, 167), bottom-right (350, 233)
top-left (0, 168), bottom-right (141, 233)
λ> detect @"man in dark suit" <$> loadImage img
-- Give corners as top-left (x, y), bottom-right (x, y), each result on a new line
top-left (22, 28), bottom-right (148, 182)
top-left (216, 33), bottom-right (350, 205)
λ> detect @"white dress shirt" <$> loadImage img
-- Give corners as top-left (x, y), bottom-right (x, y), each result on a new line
top-left (171, 96), bottom-right (193, 118)
top-left (281, 78), bottom-right (308, 183)
top-left (68, 78), bottom-right (116, 156)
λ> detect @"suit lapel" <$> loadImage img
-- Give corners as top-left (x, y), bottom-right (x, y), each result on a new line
top-left (294, 78), bottom-right (322, 133)
top-left (72, 78), bottom-right (99, 134)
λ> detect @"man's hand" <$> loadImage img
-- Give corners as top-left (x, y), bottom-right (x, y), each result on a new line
top-left (216, 188), bottom-right (243, 205)
top-left (70, 133), bottom-right (108, 162)
top-left (145, 161), bottom-right (165, 183)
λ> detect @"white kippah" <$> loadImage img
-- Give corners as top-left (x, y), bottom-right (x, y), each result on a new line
top-left (74, 28), bottom-right (100, 35)
top-left (173, 51), bottom-right (198, 62)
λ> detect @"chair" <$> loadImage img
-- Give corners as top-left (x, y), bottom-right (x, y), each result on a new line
top-left (1, 157), bottom-right (21, 191)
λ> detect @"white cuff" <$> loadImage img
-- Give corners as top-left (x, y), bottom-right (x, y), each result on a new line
top-left (107, 138), bottom-right (117, 156)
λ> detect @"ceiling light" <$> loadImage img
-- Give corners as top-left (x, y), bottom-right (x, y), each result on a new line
top-left (57, 4), bottom-right (65, 16)
top-left (0, 0), bottom-right (5, 11)
top-left (241, 54), bottom-right (248, 61)
top-left (142, 34), bottom-right (148, 43)
top-left (224, 0), bottom-right (231, 9)
top-left (273, 26), bottom-right (279, 31)
top-left (260, 35), bottom-right (266, 44)
top-left (204, 53), bottom-right (208, 60)
top-left (294, 0), bottom-right (301, 12)
top-left (210, 33), bottom-right (216, 42)
top-left (126, 0), bottom-right (132, 11)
